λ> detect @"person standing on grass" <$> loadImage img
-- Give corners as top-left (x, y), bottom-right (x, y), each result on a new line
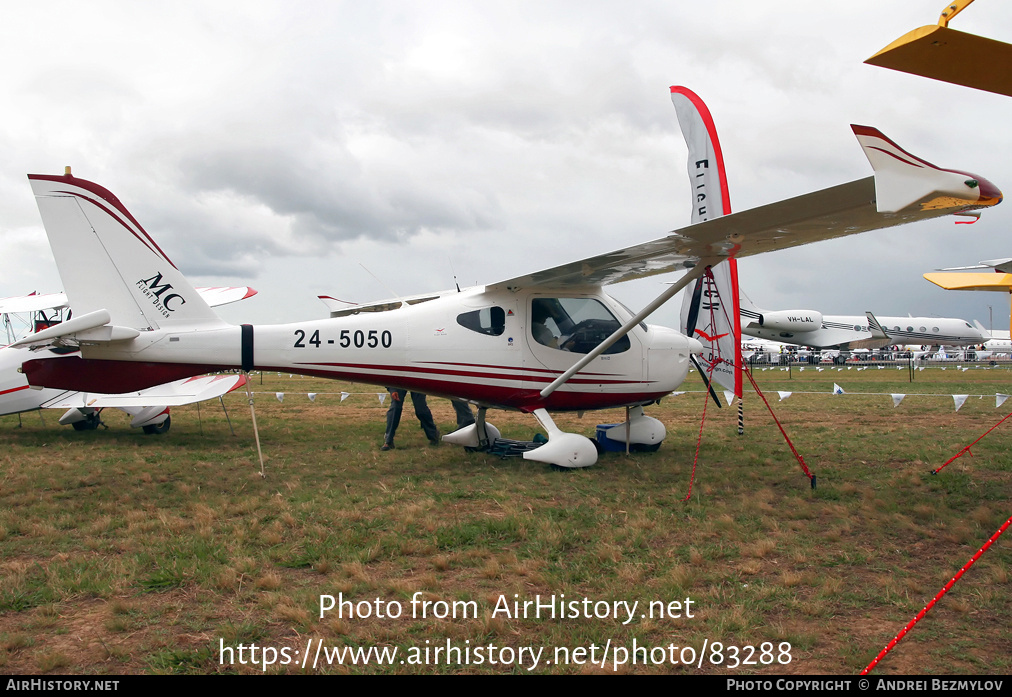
top-left (451, 399), bottom-right (475, 430)
top-left (382, 388), bottom-right (439, 450)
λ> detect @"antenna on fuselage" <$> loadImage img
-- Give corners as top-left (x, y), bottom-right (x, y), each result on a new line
top-left (449, 258), bottom-right (461, 293)
top-left (358, 262), bottom-right (404, 304)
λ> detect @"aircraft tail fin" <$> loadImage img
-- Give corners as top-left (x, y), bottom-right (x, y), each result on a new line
top-left (973, 319), bottom-right (993, 340)
top-left (28, 172), bottom-right (226, 332)
top-left (865, 312), bottom-right (891, 341)
top-left (737, 289), bottom-right (764, 327)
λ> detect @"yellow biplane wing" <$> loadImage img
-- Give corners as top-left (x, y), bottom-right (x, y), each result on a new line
top-left (865, 1), bottom-right (1012, 97)
top-left (923, 271), bottom-right (1012, 292)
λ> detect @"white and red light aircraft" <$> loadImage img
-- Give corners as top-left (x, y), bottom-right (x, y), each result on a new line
top-left (12, 117), bottom-right (1002, 467)
top-left (1, 287), bottom-right (255, 432)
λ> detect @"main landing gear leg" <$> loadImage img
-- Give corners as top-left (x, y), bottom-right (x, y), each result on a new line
top-left (442, 406), bottom-right (502, 450)
top-left (522, 408), bottom-right (598, 468)
top-left (476, 407), bottom-right (490, 448)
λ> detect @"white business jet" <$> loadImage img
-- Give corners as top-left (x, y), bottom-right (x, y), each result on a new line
top-left (738, 292), bottom-right (985, 351)
top-left (1, 287), bottom-right (255, 432)
top-left (12, 119), bottom-right (1001, 467)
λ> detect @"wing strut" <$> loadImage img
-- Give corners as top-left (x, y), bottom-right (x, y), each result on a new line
top-left (539, 261), bottom-right (713, 400)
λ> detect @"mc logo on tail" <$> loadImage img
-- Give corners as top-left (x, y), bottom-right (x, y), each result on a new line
top-left (137, 272), bottom-right (187, 317)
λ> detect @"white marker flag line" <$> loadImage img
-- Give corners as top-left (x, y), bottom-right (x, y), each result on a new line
top-left (669, 390), bottom-right (1010, 405)
top-left (953, 394), bottom-right (969, 412)
top-left (892, 394), bottom-right (905, 407)
top-left (308, 393), bottom-right (317, 402)
top-left (275, 392), bottom-right (284, 402)
top-left (778, 391), bottom-right (792, 401)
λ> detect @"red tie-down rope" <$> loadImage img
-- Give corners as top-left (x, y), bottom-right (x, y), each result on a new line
top-left (701, 265), bottom-right (815, 487)
top-left (861, 513), bottom-right (1012, 674)
top-left (683, 357), bottom-right (718, 503)
top-left (741, 364), bottom-right (816, 488)
top-left (932, 410), bottom-right (1012, 474)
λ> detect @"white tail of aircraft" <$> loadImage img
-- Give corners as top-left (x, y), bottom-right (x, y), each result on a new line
top-left (29, 173), bottom-right (227, 333)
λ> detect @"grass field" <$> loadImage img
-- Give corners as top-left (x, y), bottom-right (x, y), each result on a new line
top-left (1, 366), bottom-right (1010, 674)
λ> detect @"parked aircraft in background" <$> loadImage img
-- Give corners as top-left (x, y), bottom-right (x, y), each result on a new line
top-left (865, 0), bottom-right (1012, 98)
top-left (1, 287), bottom-right (255, 432)
top-left (924, 259), bottom-right (1012, 334)
top-left (739, 292), bottom-right (986, 350)
top-left (11, 116), bottom-right (1002, 467)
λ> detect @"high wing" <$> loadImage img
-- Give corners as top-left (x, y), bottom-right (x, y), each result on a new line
top-left (0, 292), bottom-right (69, 315)
top-left (489, 126), bottom-right (1000, 292)
top-left (40, 373), bottom-right (247, 409)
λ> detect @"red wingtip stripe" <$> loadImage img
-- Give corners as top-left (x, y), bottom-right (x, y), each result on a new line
top-left (851, 125), bottom-right (942, 171)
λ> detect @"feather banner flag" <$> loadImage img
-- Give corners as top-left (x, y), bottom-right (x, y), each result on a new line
top-left (672, 86), bottom-right (741, 400)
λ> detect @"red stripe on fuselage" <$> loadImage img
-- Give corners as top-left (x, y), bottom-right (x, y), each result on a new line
top-left (21, 357), bottom-right (665, 412)
top-left (294, 361), bottom-right (648, 386)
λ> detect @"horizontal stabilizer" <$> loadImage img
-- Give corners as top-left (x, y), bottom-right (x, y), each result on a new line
top-left (41, 373), bottom-right (247, 409)
top-left (9, 309), bottom-right (141, 348)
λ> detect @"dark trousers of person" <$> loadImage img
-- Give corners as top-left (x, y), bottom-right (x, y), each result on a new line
top-left (385, 390), bottom-right (439, 445)
top-left (451, 400), bottom-right (475, 429)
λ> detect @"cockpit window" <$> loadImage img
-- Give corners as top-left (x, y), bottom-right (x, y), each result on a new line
top-left (457, 306), bottom-right (506, 336)
top-left (530, 297), bottom-right (630, 354)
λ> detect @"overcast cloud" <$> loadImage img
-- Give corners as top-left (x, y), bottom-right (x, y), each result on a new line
top-left (1, 1), bottom-right (1011, 331)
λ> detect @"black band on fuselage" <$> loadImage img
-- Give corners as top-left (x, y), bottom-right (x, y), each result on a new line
top-left (241, 324), bottom-right (254, 372)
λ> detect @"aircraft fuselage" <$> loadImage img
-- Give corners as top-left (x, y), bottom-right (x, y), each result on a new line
top-left (23, 286), bottom-right (697, 413)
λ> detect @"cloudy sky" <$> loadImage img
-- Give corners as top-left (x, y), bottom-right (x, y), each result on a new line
top-left (2, 1), bottom-right (1011, 333)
